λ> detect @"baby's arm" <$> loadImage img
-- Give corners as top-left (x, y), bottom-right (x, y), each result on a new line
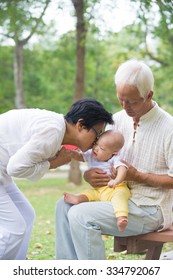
top-left (69, 149), bottom-right (84, 162)
top-left (108, 165), bottom-right (127, 188)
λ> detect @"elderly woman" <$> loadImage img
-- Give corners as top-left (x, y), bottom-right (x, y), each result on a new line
top-left (0, 97), bottom-right (113, 259)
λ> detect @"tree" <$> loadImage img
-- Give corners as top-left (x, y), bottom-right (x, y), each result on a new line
top-left (68, 0), bottom-right (87, 185)
top-left (132, 0), bottom-right (173, 67)
top-left (130, 0), bottom-right (173, 111)
top-left (0, 45), bottom-right (14, 112)
top-left (68, 0), bottom-right (118, 185)
top-left (72, 0), bottom-right (87, 101)
top-left (0, 0), bottom-right (50, 108)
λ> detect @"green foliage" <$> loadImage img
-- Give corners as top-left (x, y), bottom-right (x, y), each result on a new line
top-left (0, 46), bottom-right (15, 112)
top-left (23, 33), bottom-right (77, 113)
top-left (0, 0), bottom-right (49, 41)
top-left (0, 0), bottom-right (172, 115)
top-left (1, 24), bottom-right (173, 115)
top-left (131, 0), bottom-right (173, 66)
top-left (15, 175), bottom-right (88, 260)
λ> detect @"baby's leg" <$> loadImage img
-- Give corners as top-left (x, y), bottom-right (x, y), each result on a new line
top-left (110, 183), bottom-right (130, 232)
top-left (117, 216), bottom-right (128, 232)
top-left (64, 193), bottom-right (89, 205)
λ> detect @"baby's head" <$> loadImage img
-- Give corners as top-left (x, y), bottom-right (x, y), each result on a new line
top-left (92, 130), bottom-right (124, 161)
top-left (99, 130), bottom-right (124, 152)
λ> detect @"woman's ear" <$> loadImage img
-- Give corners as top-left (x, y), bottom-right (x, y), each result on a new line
top-left (76, 119), bottom-right (85, 132)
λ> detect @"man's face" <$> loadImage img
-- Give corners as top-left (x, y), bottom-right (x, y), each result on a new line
top-left (116, 84), bottom-right (150, 119)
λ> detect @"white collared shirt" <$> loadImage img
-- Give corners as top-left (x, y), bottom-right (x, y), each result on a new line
top-left (107, 103), bottom-right (173, 230)
top-left (0, 108), bottom-right (66, 183)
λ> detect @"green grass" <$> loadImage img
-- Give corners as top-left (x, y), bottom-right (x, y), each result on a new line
top-left (15, 175), bottom-right (173, 260)
top-left (15, 176), bottom-right (88, 260)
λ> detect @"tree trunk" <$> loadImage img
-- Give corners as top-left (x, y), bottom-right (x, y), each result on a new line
top-left (69, 0), bottom-right (87, 185)
top-left (12, 1), bottom-right (49, 109)
top-left (73, 0), bottom-right (86, 100)
top-left (68, 159), bottom-right (82, 185)
top-left (14, 41), bottom-right (26, 109)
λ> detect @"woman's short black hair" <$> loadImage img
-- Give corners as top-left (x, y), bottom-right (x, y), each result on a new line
top-left (64, 97), bottom-right (113, 129)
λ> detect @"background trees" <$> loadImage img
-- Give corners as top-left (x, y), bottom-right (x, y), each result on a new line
top-left (0, 0), bottom-right (172, 183)
top-left (131, 0), bottom-right (173, 111)
top-left (0, 0), bottom-right (50, 109)
top-left (0, 0), bottom-right (172, 113)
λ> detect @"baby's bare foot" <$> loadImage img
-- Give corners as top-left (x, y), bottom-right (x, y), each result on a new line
top-left (117, 216), bottom-right (128, 232)
top-left (64, 192), bottom-right (80, 204)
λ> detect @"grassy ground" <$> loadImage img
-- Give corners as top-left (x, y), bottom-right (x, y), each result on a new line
top-left (15, 174), bottom-right (173, 260)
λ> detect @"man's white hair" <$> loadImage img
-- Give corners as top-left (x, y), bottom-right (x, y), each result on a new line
top-left (114, 59), bottom-right (154, 99)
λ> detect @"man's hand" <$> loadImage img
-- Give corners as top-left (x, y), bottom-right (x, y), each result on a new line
top-left (48, 146), bottom-right (71, 169)
top-left (121, 160), bottom-right (139, 181)
top-left (84, 168), bottom-right (110, 188)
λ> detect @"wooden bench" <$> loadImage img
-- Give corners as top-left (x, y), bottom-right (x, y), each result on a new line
top-left (114, 226), bottom-right (173, 260)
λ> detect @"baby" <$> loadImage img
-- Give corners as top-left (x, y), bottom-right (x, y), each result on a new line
top-left (64, 130), bottom-right (131, 232)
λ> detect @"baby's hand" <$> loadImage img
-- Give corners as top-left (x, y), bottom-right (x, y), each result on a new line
top-left (108, 179), bottom-right (115, 188)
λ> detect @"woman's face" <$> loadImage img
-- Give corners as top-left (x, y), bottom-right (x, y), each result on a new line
top-left (78, 122), bottom-right (105, 152)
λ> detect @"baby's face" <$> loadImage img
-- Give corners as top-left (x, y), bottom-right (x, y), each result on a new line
top-left (92, 136), bottom-right (119, 161)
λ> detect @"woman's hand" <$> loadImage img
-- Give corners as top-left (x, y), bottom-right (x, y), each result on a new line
top-left (84, 168), bottom-right (110, 188)
top-left (48, 146), bottom-right (71, 169)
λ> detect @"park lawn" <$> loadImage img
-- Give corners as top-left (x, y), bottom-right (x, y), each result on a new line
top-left (15, 176), bottom-right (173, 260)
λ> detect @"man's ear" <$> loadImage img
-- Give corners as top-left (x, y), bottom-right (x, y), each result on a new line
top-left (147, 91), bottom-right (153, 100)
